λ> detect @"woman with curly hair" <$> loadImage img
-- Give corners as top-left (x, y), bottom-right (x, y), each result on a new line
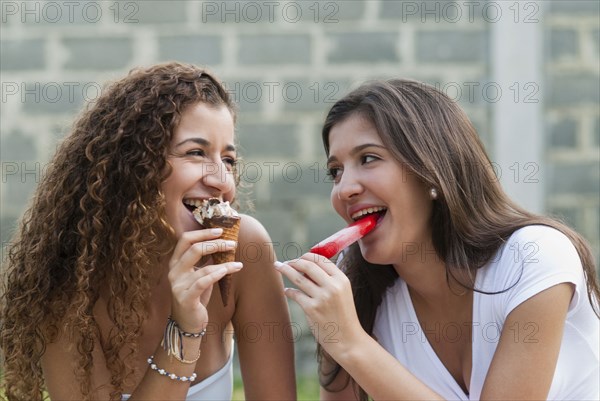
top-left (0, 62), bottom-right (296, 401)
top-left (275, 79), bottom-right (599, 400)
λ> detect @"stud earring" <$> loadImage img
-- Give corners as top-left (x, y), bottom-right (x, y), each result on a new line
top-left (429, 188), bottom-right (438, 200)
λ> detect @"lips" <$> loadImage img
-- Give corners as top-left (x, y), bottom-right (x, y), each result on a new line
top-left (183, 198), bottom-right (215, 213)
top-left (350, 206), bottom-right (387, 221)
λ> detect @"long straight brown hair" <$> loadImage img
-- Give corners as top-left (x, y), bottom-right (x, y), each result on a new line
top-left (318, 79), bottom-right (599, 401)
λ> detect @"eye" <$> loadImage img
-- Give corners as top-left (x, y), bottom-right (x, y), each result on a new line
top-left (222, 156), bottom-right (238, 170)
top-left (326, 166), bottom-right (342, 182)
top-left (361, 154), bottom-right (380, 164)
top-left (186, 149), bottom-right (206, 157)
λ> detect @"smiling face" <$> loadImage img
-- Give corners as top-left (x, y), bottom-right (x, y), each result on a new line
top-left (161, 102), bottom-right (237, 238)
top-left (327, 112), bottom-right (434, 266)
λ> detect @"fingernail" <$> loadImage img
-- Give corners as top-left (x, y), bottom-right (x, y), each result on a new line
top-left (231, 262), bottom-right (243, 269)
top-left (274, 261), bottom-right (285, 269)
top-left (225, 240), bottom-right (237, 248)
top-left (211, 228), bottom-right (223, 235)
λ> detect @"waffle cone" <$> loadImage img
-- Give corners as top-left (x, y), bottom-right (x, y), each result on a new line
top-left (203, 216), bottom-right (241, 307)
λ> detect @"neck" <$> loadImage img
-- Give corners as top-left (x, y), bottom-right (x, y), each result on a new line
top-left (393, 249), bottom-right (471, 309)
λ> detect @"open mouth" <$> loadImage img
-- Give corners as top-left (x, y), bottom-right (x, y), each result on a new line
top-left (351, 206), bottom-right (387, 222)
top-left (183, 199), bottom-right (203, 213)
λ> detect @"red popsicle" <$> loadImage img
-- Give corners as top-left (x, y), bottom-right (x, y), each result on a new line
top-left (310, 214), bottom-right (379, 259)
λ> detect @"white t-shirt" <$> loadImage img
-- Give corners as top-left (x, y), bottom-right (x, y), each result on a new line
top-left (373, 225), bottom-right (599, 400)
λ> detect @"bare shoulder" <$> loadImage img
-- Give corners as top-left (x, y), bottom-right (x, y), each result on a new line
top-left (232, 213), bottom-right (286, 313)
top-left (238, 213), bottom-right (272, 244)
top-left (236, 213), bottom-right (276, 269)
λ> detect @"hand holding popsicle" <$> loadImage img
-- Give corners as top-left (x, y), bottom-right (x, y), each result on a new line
top-left (275, 216), bottom-right (379, 356)
top-left (310, 214), bottom-right (378, 258)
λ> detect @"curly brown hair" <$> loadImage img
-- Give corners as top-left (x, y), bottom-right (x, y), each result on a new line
top-left (0, 62), bottom-right (236, 401)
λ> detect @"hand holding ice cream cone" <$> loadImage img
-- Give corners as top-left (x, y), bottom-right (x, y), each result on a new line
top-left (193, 198), bottom-right (241, 307)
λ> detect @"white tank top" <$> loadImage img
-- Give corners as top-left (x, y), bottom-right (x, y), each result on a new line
top-left (122, 341), bottom-right (234, 400)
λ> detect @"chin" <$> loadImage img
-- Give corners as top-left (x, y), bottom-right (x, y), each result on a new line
top-left (170, 227), bottom-right (184, 239)
top-left (171, 221), bottom-right (192, 238)
top-left (363, 256), bottom-right (392, 266)
top-left (359, 246), bottom-right (389, 266)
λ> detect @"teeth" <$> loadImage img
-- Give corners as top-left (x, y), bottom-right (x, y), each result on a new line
top-left (183, 199), bottom-right (204, 208)
top-left (351, 207), bottom-right (386, 220)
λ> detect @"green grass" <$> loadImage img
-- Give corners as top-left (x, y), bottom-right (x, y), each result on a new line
top-left (0, 376), bottom-right (320, 400)
top-left (233, 375), bottom-right (320, 400)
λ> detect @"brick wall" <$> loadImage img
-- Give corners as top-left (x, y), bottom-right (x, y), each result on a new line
top-left (544, 1), bottom-right (600, 259)
top-left (1, 0), bottom-right (599, 379)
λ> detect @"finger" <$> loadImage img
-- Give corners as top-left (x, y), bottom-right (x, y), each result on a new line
top-left (174, 239), bottom-right (237, 274)
top-left (189, 262), bottom-right (242, 293)
top-left (177, 266), bottom-right (227, 299)
top-left (171, 228), bottom-right (224, 263)
top-left (169, 262), bottom-right (243, 297)
top-left (197, 261), bottom-right (243, 277)
top-left (176, 266), bottom-right (226, 310)
top-left (302, 252), bottom-right (341, 277)
top-left (176, 261), bottom-right (243, 291)
top-left (283, 287), bottom-right (312, 309)
top-left (274, 261), bottom-right (320, 297)
top-left (285, 257), bottom-right (332, 285)
top-left (199, 284), bottom-right (213, 306)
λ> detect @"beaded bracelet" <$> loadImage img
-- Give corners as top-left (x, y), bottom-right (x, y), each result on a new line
top-left (181, 327), bottom-right (207, 338)
top-left (147, 355), bottom-right (197, 382)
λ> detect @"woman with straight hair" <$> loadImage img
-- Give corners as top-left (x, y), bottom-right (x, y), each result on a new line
top-left (275, 79), bottom-right (599, 400)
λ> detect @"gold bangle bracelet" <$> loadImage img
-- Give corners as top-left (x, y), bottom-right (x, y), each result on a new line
top-left (172, 347), bottom-right (201, 364)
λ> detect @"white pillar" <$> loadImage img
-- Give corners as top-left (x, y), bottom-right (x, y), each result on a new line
top-left (491, 1), bottom-right (544, 213)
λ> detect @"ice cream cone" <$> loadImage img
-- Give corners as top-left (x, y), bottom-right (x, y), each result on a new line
top-left (203, 216), bottom-right (241, 307)
top-left (192, 199), bottom-right (241, 307)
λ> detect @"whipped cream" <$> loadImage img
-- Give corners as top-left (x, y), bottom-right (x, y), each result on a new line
top-left (193, 198), bottom-right (239, 224)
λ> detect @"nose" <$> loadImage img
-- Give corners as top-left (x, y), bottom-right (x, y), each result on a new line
top-left (202, 161), bottom-right (235, 195)
top-left (333, 170), bottom-right (363, 202)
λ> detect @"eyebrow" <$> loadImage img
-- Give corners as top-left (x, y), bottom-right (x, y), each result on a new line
top-left (327, 143), bottom-right (386, 164)
top-left (175, 137), bottom-right (236, 152)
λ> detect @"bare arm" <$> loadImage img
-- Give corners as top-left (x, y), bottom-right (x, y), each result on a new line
top-left (319, 357), bottom-right (360, 401)
top-left (277, 254), bottom-right (573, 401)
top-left (42, 229), bottom-right (243, 400)
top-left (480, 283), bottom-right (573, 400)
top-left (233, 215), bottom-right (297, 400)
top-left (42, 327), bottom-right (204, 400)
top-left (277, 254), bottom-right (443, 401)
